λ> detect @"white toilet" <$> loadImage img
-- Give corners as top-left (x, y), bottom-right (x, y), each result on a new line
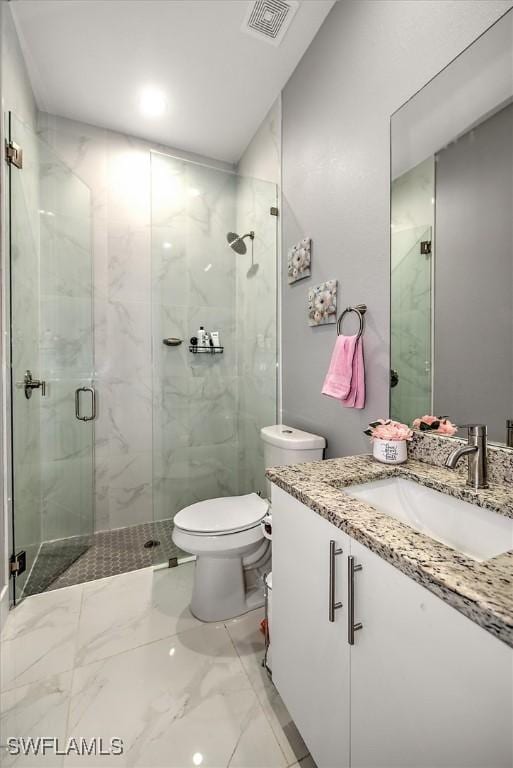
top-left (173, 424), bottom-right (326, 622)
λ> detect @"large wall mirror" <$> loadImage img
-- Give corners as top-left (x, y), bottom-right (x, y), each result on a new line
top-left (390, 9), bottom-right (513, 446)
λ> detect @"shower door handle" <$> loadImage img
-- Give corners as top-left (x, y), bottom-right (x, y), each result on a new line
top-left (75, 386), bottom-right (96, 422)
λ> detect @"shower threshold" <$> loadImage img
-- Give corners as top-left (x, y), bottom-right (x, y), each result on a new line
top-left (22, 518), bottom-right (188, 595)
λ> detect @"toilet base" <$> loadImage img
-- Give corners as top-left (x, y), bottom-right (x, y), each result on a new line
top-left (190, 553), bottom-right (266, 622)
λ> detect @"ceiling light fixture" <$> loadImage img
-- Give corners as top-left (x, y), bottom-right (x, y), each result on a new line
top-left (139, 87), bottom-right (167, 118)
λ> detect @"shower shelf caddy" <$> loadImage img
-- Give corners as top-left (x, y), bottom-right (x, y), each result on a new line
top-left (189, 345), bottom-right (224, 355)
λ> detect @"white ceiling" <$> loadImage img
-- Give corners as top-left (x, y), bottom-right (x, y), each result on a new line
top-left (11, 0), bottom-right (335, 163)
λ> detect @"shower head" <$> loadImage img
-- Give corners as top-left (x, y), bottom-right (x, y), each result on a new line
top-left (226, 231), bottom-right (254, 255)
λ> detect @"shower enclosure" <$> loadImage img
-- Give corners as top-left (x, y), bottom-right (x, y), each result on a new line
top-left (7, 112), bottom-right (94, 601)
top-left (150, 152), bottom-right (278, 563)
top-left (6, 125), bottom-right (278, 597)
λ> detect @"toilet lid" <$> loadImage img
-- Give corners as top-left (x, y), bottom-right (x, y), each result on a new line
top-left (174, 493), bottom-right (269, 535)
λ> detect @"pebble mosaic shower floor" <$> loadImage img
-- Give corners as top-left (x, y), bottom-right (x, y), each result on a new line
top-left (23, 519), bottom-right (188, 595)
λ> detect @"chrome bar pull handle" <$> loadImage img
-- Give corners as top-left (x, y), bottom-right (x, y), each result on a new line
top-left (88, 386), bottom-right (97, 420)
top-left (328, 540), bottom-right (343, 622)
top-left (75, 386), bottom-right (96, 422)
top-left (348, 556), bottom-right (363, 644)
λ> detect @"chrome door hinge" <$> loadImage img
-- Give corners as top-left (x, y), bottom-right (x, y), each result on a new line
top-left (5, 140), bottom-right (23, 168)
top-left (270, 206), bottom-right (279, 217)
top-left (10, 551), bottom-right (27, 576)
top-left (420, 240), bottom-right (431, 255)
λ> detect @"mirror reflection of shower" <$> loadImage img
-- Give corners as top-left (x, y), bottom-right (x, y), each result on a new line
top-left (226, 230), bottom-right (258, 277)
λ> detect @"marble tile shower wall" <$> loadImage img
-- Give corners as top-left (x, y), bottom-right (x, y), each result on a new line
top-left (235, 176), bottom-right (277, 498)
top-left (151, 153), bottom-right (240, 521)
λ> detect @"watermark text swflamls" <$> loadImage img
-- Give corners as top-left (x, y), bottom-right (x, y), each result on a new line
top-left (3, 737), bottom-right (124, 757)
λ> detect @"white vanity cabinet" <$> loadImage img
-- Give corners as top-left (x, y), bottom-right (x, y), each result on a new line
top-left (349, 537), bottom-right (513, 768)
top-left (272, 486), bottom-right (351, 768)
top-left (271, 484), bottom-right (513, 768)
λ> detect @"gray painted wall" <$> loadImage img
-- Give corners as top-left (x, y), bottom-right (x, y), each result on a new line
top-left (281, 0), bottom-right (512, 457)
top-left (434, 103), bottom-right (513, 442)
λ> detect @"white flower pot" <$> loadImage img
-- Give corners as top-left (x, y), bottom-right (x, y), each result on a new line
top-left (372, 438), bottom-right (407, 465)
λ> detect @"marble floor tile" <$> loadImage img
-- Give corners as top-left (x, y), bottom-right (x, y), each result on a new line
top-left (74, 563), bottom-right (201, 666)
top-left (66, 623), bottom-right (287, 767)
top-left (0, 672), bottom-right (72, 767)
top-left (254, 683), bottom-right (309, 768)
top-left (225, 608), bottom-right (269, 690)
top-left (1, 586), bottom-right (83, 691)
top-left (226, 610), bottom-right (309, 766)
top-left (1, 565), bottom-right (306, 768)
top-left (2, 582), bottom-right (83, 642)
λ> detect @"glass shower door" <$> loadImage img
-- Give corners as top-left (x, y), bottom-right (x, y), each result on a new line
top-left (8, 112), bottom-right (94, 601)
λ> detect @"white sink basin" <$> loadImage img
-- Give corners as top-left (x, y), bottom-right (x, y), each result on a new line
top-left (343, 477), bottom-right (513, 561)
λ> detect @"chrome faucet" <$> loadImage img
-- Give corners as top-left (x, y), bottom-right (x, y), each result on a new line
top-left (445, 424), bottom-right (488, 489)
top-left (507, 419), bottom-right (513, 449)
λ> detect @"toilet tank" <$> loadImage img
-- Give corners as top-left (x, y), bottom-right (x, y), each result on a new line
top-left (261, 424), bottom-right (326, 499)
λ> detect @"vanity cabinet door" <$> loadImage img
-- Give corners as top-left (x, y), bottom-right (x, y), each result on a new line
top-left (349, 537), bottom-right (513, 768)
top-left (271, 485), bottom-right (350, 768)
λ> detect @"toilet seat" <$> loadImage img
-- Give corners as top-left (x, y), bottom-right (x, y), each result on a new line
top-left (174, 493), bottom-right (268, 536)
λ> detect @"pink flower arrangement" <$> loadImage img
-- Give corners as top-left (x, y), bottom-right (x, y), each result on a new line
top-left (364, 419), bottom-right (413, 442)
top-left (413, 415), bottom-right (458, 436)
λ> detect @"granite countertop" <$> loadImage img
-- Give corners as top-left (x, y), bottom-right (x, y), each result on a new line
top-left (266, 455), bottom-right (513, 647)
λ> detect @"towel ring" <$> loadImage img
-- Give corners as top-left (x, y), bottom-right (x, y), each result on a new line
top-left (337, 304), bottom-right (367, 339)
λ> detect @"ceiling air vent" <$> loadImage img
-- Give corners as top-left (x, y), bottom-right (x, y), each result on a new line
top-left (242, 0), bottom-right (299, 46)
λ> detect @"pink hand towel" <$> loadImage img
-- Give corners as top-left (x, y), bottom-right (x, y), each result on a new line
top-left (322, 335), bottom-right (365, 409)
top-left (321, 334), bottom-right (358, 400)
top-left (341, 337), bottom-right (365, 409)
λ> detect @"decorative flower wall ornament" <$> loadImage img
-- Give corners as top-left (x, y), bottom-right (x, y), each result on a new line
top-left (413, 415), bottom-right (458, 436)
top-left (288, 237), bottom-right (311, 284)
top-left (308, 280), bottom-right (337, 326)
